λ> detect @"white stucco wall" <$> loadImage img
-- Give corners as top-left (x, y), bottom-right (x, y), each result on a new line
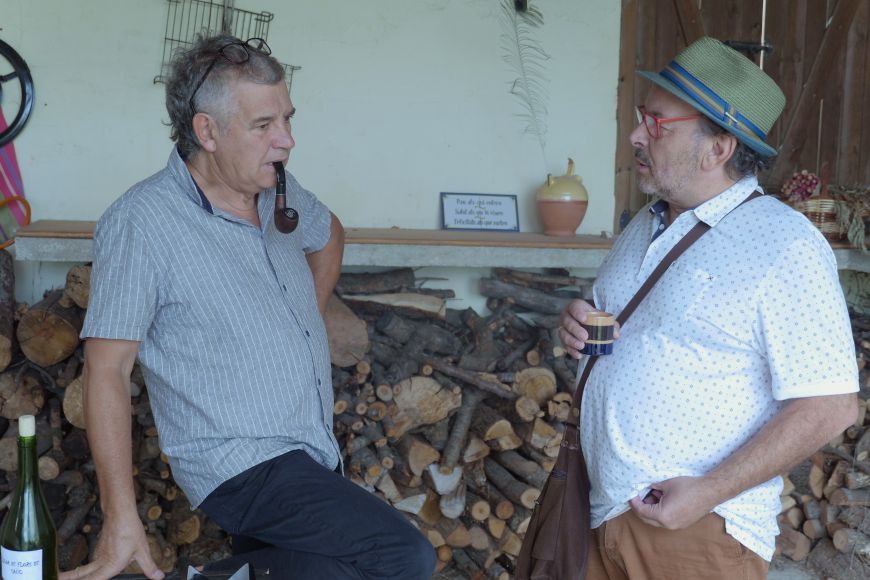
top-left (0, 0), bottom-right (620, 308)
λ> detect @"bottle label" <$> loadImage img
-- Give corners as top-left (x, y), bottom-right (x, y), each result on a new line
top-left (1, 547), bottom-right (42, 578)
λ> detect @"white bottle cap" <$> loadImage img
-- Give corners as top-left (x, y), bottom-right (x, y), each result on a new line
top-left (19, 415), bottom-right (35, 437)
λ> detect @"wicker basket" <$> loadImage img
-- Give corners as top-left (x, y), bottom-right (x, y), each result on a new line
top-left (794, 197), bottom-right (847, 242)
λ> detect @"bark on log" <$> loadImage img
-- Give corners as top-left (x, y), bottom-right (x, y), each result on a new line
top-left (483, 457), bottom-right (539, 509)
top-left (470, 405), bottom-right (521, 452)
top-left (489, 394), bottom-right (542, 424)
top-left (839, 506), bottom-right (870, 535)
top-left (516, 417), bottom-right (561, 457)
top-left (459, 307), bottom-right (507, 372)
top-left (807, 537), bottom-right (870, 580)
top-left (423, 358), bottom-right (515, 399)
top-left (493, 268), bottom-right (593, 292)
top-left (17, 289), bottom-right (84, 367)
top-left (833, 528), bottom-right (870, 564)
top-left (58, 533), bottom-right (89, 572)
top-left (0, 370), bottom-right (45, 420)
top-left (376, 311), bottom-right (417, 343)
top-left (478, 278), bottom-right (571, 315)
top-left (343, 293), bottom-right (446, 320)
top-left (778, 526), bottom-right (812, 561)
top-left (57, 494), bottom-right (96, 543)
top-left (493, 450), bottom-right (548, 489)
top-left (324, 294), bottom-right (370, 367)
top-left (802, 518), bottom-right (825, 539)
top-left (830, 488), bottom-right (870, 506)
top-left (452, 549), bottom-right (482, 577)
top-left (64, 264), bottom-right (91, 309)
top-left (336, 269), bottom-right (416, 295)
top-left (62, 375), bottom-right (87, 430)
top-left (0, 250), bottom-right (14, 372)
top-left (846, 469), bottom-right (870, 489)
top-left (420, 417), bottom-right (450, 451)
top-left (441, 387), bottom-right (486, 472)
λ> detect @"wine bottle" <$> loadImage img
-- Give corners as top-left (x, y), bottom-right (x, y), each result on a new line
top-left (0, 415), bottom-right (58, 579)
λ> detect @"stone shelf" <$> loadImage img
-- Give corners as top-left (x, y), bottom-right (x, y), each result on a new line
top-left (12, 220), bottom-right (870, 273)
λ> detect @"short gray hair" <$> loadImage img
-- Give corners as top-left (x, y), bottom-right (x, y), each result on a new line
top-left (696, 117), bottom-right (774, 179)
top-left (165, 34), bottom-right (286, 159)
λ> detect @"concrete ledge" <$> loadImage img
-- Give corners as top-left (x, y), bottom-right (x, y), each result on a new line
top-left (12, 220), bottom-right (870, 273)
top-left (13, 221), bottom-right (614, 270)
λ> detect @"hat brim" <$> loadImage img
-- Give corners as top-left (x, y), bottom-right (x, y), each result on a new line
top-left (637, 70), bottom-right (777, 158)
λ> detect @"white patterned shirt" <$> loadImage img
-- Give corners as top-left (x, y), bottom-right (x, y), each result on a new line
top-left (583, 176), bottom-right (858, 560)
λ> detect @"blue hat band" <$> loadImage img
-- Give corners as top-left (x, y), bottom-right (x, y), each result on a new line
top-left (661, 61), bottom-right (767, 142)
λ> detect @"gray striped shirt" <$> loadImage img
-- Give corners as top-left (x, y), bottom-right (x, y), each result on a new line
top-left (82, 148), bottom-right (340, 506)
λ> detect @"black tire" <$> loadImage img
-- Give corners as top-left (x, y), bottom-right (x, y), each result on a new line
top-left (0, 39), bottom-right (34, 148)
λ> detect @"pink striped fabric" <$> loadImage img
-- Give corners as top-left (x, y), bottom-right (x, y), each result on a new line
top-left (0, 107), bottom-right (28, 240)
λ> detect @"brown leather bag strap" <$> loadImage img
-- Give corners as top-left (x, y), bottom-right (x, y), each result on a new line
top-left (568, 190), bottom-right (762, 416)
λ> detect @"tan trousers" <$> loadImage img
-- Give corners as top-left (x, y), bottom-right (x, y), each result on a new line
top-left (586, 509), bottom-right (769, 580)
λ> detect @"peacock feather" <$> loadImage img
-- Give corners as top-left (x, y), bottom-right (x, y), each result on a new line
top-left (500, 0), bottom-right (550, 167)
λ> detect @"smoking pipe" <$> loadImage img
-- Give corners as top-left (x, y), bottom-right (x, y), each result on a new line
top-left (273, 161), bottom-right (299, 233)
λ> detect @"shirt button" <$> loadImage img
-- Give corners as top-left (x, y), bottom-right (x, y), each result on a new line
top-left (317, 378), bottom-right (321, 386)
top-left (305, 330), bottom-right (311, 337)
top-left (282, 284), bottom-right (287, 291)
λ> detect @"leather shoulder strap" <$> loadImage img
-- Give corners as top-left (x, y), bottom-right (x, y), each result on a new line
top-left (568, 190), bottom-right (762, 415)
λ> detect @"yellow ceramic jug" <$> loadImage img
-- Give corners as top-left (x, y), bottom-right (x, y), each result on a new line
top-left (535, 158), bottom-right (589, 236)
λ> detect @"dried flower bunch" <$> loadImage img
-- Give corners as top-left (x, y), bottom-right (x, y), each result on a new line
top-left (782, 170), bottom-right (821, 203)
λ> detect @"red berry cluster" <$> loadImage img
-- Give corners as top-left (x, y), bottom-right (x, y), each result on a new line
top-left (782, 170), bottom-right (820, 203)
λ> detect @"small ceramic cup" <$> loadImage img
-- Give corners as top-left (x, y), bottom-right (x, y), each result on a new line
top-left (580, 311), bottom-right (615, 356)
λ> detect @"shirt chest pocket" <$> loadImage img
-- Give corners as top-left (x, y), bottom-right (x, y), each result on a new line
top-left (649, 261), bottom-right (716, 319)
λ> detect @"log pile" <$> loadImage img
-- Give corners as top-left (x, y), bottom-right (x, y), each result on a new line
top-left (0, 262), bottom-right (595, 576)
top-left (0, 260), bottom-right (234, 572)
top-left (330, 267), bottom-right (593, 577)
top-left (3, 256), bottom-right (868, 579)
top-left (773, 313), bottom-right (870, 579)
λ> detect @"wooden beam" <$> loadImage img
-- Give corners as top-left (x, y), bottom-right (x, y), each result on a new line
top-left (671, 0), bottom-right (705, 46)
top-left (613, 0), bottom-right (638, 234)
top-left (770, 0), bottom-right (863, 186)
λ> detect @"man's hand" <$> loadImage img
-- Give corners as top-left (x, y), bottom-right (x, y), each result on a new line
top-left (559, 299), bottom-right (620, 359)
top-left (628, 476), bottom-right (717, 530)
top-left (59, 511), bottom-right (164, 580)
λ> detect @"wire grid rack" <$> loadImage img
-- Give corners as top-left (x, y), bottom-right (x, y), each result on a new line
top-left (154, 0), bottom-right (301, 94)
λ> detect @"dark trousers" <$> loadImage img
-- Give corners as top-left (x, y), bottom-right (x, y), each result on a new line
top-left (198, 450), bottom-right (436, 580)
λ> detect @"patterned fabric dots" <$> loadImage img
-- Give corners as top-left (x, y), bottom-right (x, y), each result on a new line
top-left (582, 176), bottom-right (858, 560)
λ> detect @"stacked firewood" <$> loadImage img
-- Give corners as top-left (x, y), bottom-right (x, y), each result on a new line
top-left (328, 267), bottom-right (593, 577)
top-left (773, 314), bottom-right (870, 579)
top-left (5, 255), bottom-right (868, 579)
top-left (0, 260), bottom-right (234, 572)
top-left (0, 259), bottom-right (595, 576)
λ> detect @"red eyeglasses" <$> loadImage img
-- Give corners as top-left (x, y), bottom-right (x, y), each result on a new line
top-left (635, 106), bottom-right (702, 139)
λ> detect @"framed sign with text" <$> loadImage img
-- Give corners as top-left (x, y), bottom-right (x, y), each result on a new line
top-left (440, 192), bottom-right (520, 232)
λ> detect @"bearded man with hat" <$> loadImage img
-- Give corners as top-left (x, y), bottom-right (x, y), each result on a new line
top-left (559, 37), bottom-right (858, 579)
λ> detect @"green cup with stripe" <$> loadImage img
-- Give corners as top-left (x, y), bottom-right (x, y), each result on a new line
top-left (580, 311), bottom-right (615, 356)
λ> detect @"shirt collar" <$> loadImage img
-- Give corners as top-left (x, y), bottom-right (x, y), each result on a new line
top-left (646, 175), bottom-right (762, 228)
top-left (692, 175), bottom-right (762, 227)
top-left (166, 146), bottom-right (214, 214)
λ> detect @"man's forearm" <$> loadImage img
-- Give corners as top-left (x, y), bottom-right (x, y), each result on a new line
top-left (83, 365), bottom-right (138, 519)
top-left (703, 393), bottom-right (858, 505)
top-left (306, 213), bottom-right (345, 313)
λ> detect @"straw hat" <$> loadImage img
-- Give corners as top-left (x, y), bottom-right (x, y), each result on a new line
top-left (638, 37), bottom-right (786, 157)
